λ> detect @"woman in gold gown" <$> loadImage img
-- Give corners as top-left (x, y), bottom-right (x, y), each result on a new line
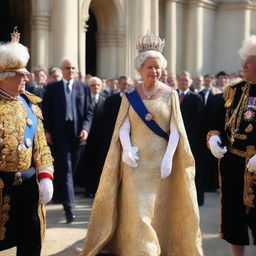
top-left (82, 33), bottom-right (203, 256)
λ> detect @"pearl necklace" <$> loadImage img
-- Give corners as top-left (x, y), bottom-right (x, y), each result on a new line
top-left (142, 83), bottom-right (159, 99)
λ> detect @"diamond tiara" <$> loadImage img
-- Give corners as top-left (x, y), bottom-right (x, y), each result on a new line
top-left (136, 32), bottom-right (165, 53)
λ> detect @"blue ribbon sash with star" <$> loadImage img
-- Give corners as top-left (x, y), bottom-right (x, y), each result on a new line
top-left (18, 95), bottom-right (38, 148)
top-left (125, 88), bottom-right (169, 141)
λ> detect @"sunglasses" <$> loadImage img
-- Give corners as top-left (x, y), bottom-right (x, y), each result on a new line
top-left (64, 66), bottom-right (76, 70)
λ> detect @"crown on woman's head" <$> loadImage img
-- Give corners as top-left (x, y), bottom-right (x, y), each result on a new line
top-left (136, 32), bottom-right (165, 53)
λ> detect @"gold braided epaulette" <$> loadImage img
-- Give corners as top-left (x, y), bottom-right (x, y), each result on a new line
top-left (223, 78), bottom-right (244, 108)
top-left (24, 91), bottom-right (42, 104)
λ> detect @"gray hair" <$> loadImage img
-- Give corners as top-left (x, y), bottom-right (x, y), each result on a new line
top-left (134, 50), bottom-right (167, 72)
top-left (88, 76), bottom-right (102, 86)
top-left (0, 72), bottom-right (16, 81)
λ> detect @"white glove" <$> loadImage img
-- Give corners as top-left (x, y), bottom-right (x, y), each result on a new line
top-left (39, 178), bottom-right (53, 205)
top-left (208, 135), bottom-right (227, 159)
top-left (122, 147), bottom-right (139, 168)
top-left (247, 154), bottom-right (256, 173)
top-left (119, 116), bottom-right (139, 168)
top-left (161, 115), bottom-right (179, 179)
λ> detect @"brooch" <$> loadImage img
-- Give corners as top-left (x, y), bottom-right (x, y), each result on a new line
top-left (25, 138), bottom-right (32, 147)
top-left (27, 118), bottom-right (33, 126)
top-left (145, 112), bottom-right (154, 121)
top-left (243, 108), bottom-right (255, 122)
top-left (162, 91), bottom-right (171, 99)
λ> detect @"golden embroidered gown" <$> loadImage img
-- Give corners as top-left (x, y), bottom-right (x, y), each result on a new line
top-left (82, 87), bottom-right (203, 256)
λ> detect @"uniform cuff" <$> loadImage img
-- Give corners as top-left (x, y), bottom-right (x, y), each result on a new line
top-left (37, 165), bottom-right (54, 181)
top-left (207, 130), bottom-right (221, 141)
top-left (38, 172), bottom-right (54, 181)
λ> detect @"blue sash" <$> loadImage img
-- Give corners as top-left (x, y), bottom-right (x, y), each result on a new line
top-left (18, 95), bottom-right (38, 149)
top-left (125, 89), bottom-right (169, 140)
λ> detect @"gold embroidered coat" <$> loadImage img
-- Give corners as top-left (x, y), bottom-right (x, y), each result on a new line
top-left (82, 87), bottom-right (203, 256)
top-left (0, 91), bottom-right (54, 241)
top-left (0, 91), bottom-right (53, 175)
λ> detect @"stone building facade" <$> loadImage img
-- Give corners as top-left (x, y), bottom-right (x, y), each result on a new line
top-left (0, 0), bottom-right (256, 78)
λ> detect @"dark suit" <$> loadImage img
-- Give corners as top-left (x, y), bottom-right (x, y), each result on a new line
top-left (42, 79), bottom-right (93, 217)
top-left (179, 89), bottom-right (205, 205)
top-left (101, 92), bottom-right (123, 161)
top-left (199, 88), bottom-right (220, 191)
top-left (78, 93), bottom-right (106, 195)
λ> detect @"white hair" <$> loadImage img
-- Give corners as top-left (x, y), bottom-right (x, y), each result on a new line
top-left (88, 76), bottom-right (102, 86)
top-left (0, 72), bottom-right (16, 81)
top-left (239, 35), bottom-right (256, 60)
top-left (134, 50), bottom-right (167, 72)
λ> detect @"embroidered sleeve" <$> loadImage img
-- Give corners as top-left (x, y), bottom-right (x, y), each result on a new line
top-left (32, 118), bottom-right (54, 180)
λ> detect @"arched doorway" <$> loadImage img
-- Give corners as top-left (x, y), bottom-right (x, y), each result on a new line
top-left (0, 0), bottom-right (31, 65)
top-left (0, 0), bottom-right (31, 45)
top-left (84, 0), bottom-right (125, 78)
top-left (86, 9), bottom-right (97, 76)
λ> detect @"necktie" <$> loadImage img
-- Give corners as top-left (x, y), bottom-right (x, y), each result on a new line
top-left (92, 95), bottom-right (97, 108)
top-left (65, 81), bottom-right (73, 121)
top-left (179, 92), bottom-right (185, 103)
top-left (66, 82), bottom-right (70, 94)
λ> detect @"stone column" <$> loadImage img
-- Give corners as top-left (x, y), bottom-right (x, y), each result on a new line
top-left (31, 0), bottom-right (50, 69)
top-left (215, 1), bottom-right (253, 73)
top-left (164, 0), bottom-right (177, 74)
top-left (50, 0), bottom-right (78, 67)
top-left (78, 2), bottom-right (88, 77)
top-left (97, 28), bottom-right (125, 78)
top-left (151, 0), bottom-right (159, 35)
top-left (126, 0), bottom-right (152, 78)
top-left (186, 0), bottom-right (203, 75)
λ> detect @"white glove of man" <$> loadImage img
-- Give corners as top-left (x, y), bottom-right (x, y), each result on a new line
top-left (160, 116), bottom-right (180, 179)
top-left (208, 135), bottom-right (227, 159)
top-left (39, 178), bottom-right (53, 205)
top-left (119, 116), bottom-right (139, 168)
top-left (247, 154), bottom-right (256, 173)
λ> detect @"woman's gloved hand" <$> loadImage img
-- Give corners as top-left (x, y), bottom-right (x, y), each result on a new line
top-left (39, 178), bottom-right (53, 205)
top-left (122, 146), bottom-right (139, 168)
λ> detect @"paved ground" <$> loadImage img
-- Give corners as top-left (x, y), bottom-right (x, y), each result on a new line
top-left (1, 192), bottom-right (256, 256)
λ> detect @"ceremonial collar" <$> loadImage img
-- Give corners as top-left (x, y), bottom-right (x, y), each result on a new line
top-left (0, 88), bottom-right (18, 100)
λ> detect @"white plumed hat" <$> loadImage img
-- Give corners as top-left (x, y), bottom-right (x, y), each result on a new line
top-left (0, 27), bottom-right (30, 74)
top-left (239, 35), bottom-right (256, 60)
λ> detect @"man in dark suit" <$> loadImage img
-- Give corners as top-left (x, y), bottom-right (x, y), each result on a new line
top-left (100, 76), bottom-right (131, 173)
top-left (42, 59), bottom-right (93, 223)
top-left (178, 71), bottom-right (205, 205)
top-left (77, 76), bottom-right (106, 197)
top-left (199, 74), bottom-right (222, 192)
top-left (26, 68), bottom-right (48, 100)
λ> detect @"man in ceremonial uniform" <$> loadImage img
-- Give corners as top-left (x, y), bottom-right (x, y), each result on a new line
top-left (208, 36), bottom-right (256, 256)
top-left (0, 28), bottom-right (54, 256)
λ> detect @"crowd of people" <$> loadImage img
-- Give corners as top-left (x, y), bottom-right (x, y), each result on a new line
top-left (24, 60), bottom-right (242, 209)
top-left (1, 27), bottom-right (256, 256)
